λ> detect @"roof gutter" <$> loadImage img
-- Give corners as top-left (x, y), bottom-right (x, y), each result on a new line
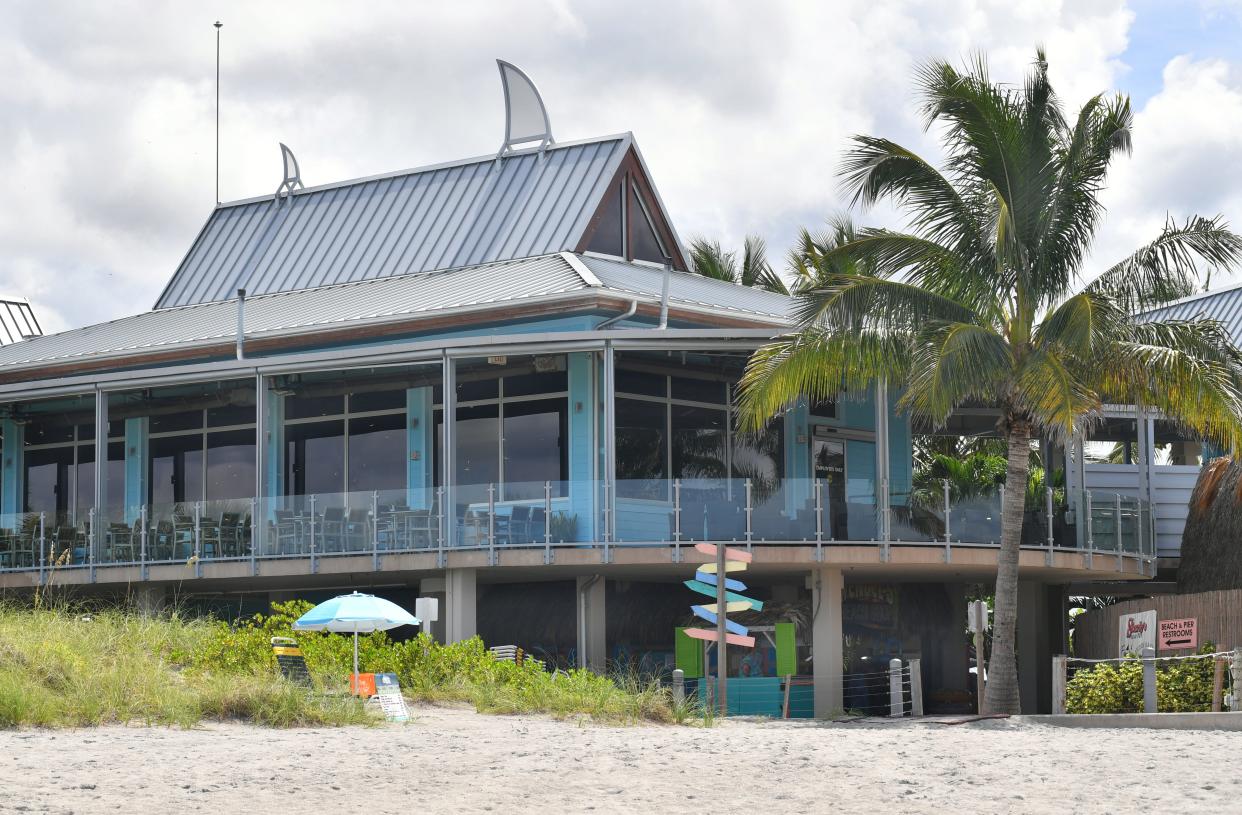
top-left (658, 261), bottom-right (671, 330)
top-left (595, 298), bottom-right (637, 330)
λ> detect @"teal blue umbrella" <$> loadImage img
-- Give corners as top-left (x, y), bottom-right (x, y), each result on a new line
top-left (292, 591), bottom-right (419, 680)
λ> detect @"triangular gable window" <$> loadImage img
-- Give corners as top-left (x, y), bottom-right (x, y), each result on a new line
top-left (585, 182), bottom-right (624, 257)
top-left (629, 181), bottom-right (668, 264)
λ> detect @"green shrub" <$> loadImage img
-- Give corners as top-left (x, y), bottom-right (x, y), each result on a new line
top-left (1065, 643), bottom-right (1218, 714)
top-left (183, 602), bottom-right (681, 724)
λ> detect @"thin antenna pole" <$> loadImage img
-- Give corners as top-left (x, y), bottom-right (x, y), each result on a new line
top-left (214, 21), bottom-right (223, 204)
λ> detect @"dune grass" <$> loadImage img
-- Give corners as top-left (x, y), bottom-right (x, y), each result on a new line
top-left (0, 603), bottom-right (371, 728)
top-left (0, 600), bottom-right (703, 729)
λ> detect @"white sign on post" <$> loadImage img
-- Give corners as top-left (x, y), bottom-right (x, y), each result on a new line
top-left (966, 600), bottom-right (989, 633)
top-left (1118, 610), bottom-right (1157, 658)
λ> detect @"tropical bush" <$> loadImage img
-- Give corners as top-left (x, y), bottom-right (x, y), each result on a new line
top-left (1065, 643), bottom-right (1218, 714)
top-left (185, 600), bottom-right (678, 724)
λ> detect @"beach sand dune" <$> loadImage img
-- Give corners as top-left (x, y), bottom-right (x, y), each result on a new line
top-left (0, 705), bottom-right (1235, 814)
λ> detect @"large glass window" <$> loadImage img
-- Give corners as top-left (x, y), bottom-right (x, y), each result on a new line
top-left (110, 379), bottom-right (257, 508)
top-left (347, 414), bottom-right (405, 492)
top-left (614, 352), bottom-right (742, 497)
top-left (286, 421), bottom-right (344, 496)
top-left (435, 356), bottom-right (569, 499)
top-left (274, 364), bottom-right (441, 498)
top-left (206, 429), bottom-right (257, 500)
top-left (18, 394), bottom-right (113, 525)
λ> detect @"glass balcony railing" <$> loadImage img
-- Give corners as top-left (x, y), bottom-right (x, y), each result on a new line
top-left (0, 478), bottom-right (1156, 574)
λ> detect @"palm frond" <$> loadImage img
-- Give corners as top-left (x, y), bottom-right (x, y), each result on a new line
top-left (1086, 216), bottom-right (1242, 312)
top-left (735, 328), bottom-right (909, 431)
top-left (688, 238), bottom-right (738, 283)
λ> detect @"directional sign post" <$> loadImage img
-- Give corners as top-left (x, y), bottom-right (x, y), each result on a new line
top-left (684, 543), bottom-right (760, 715)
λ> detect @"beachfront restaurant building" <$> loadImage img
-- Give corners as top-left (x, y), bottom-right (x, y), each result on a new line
top-left (0, 76), bottom-right (1156, 715)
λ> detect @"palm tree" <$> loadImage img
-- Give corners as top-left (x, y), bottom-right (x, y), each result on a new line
top-left (786, 215), bottom-right (876, 292)
top-left (689, 235), bottom-right (790, 294)
top-left (736, 51), bottom-right (1242, 714)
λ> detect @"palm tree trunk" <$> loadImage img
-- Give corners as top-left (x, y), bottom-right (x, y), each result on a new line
top-left (983, 420), bottom-right (1032, 715)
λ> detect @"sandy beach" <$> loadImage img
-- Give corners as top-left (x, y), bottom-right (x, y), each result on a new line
top-left (0, 706), bottom-right (1236, 814)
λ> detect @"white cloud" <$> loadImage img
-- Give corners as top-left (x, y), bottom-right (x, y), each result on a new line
top-left (1095, 54), bottom-right (1242, 281)
top-left (0, 0), bottom-right (1192, 335)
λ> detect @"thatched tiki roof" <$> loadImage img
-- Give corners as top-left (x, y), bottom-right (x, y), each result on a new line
top-left (1178, 457), bottom-right (1242, 594)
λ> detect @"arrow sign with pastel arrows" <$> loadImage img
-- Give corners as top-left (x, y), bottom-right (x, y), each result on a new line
top-left (683, 627), bottom-right (756, 648)
top-left (683, 580), bottom-right (764, 610)
top-left (691, 605), bottom-right (749, 636)
top-left (694, 570), bottom-right (746, 592)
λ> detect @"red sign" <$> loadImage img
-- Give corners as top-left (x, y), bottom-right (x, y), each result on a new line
top-left (1159, 618), bottom-right (1198, 651)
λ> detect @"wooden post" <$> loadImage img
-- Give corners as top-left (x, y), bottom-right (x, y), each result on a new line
top-left (973, 600), bottom-right (986, 714)
top-left (1230, 648), bottom-right (1242, 712)
top-left (672, 669), bottom-right (685, 706)
top-left (1212, 658), bottom-right (1225, 713)
top-left (889, 658), bottom-right (903, 717)
top-left (908, 658), bottom-right (923, 717)
top-left (783, 675), bottom-right (792, 719)
top-left (716, 539), bottom-right (727, 715)
top-left (1051, 655), bottom-right (1067, 715)
top-left (1141, 646), bottom-right (1157, 713)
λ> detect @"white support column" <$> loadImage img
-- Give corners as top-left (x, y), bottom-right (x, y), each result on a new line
top-left (131, 585), bottom-right (165, 617)
top-left (810, 567), bottom-right (844, 717)
top-left (445, 568), bottom-right (477, 644)
top-left (576, 575), bottom-right (606, 673)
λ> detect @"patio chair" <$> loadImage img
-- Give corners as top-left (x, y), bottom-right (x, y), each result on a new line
top-left (320, 506), bottom-right (346, 553)
top-left (170, 511), bottom-right (196, 559)
top-left (273, 509), bottom-right (301, 555)
top-left (218, 512), bottom-right (242, 556)
top-left (106, 522), bottom-right (138, 562)
top-left (503, 505), bottom-right (532, 545)
top-left (528, 506), bottom-right (547, 543)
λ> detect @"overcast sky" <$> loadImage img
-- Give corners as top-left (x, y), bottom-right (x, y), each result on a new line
top-left (3, 0), bottom-right (1242, 335)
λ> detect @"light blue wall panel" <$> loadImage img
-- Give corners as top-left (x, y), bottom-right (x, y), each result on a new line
top-left (567, 352), bottom-right (596, 540)
top-left (406, 387), bottom-right (434, 509)
top-left (1, 419), bottom-right (23, 516)
top-left (264, 391), bottom-right (285, 499)
top-left (124, 418), bottom-right (148, 522)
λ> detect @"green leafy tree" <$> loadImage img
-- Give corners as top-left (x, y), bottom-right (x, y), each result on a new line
top-left (737, 51), bottom-right (1242, 713)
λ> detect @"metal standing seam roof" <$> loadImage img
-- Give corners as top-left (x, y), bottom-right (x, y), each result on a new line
top-left (1140, 284), bottom-right (1242, 342)
top-left (155, 135), bottom-right (632, 309)
top-left (0, 298), bottom-right (41, 345)
top-left (0, 254), bottom-right (793, 374)
top-left (579, 253), bottom-right (795, 321)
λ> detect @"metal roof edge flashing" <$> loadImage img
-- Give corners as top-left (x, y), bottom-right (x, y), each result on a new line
top-left (560, 252), bottom-right (603, 287)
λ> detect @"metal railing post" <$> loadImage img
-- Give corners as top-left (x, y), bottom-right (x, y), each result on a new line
top-left (672, 668), bottom-right (685, 705)
top-left (889, 658), bottom-right (904, 717)
top-left (487, 483), bottom-right (496, 565)
top-left (814, 478), bottom-right (824, 562)
top-left (308, 494), bottom-right (318, 574)
top-left (37, 512), bottom-right (46, 585)
top-left (1045, 486), bottom-right (1055, 566)
top-left (880, 475), bottom-right (890, 543)
top-left (436, 487), bottom-right (446, 568)
top-left (603, 479), bottom-right (612, 564)
top-left (996, 484), bottom-right (1005, 546)
top-left (193, 501), bottom-right (203, 578)
top-left (88, 507), bottom-right (96, 581)
top-left (139, 506), bottom-right (147, 581)
top-left (249, 497), bottom-right (257, 575)
top-left (744, 478), bottom-right (753, 550)
top-left (942, 479), bottom-right (951, 543)
top-left (672, 478), bottom-right (682, 544)
top-left (543, 480), bottom-right (552, 564)
top-left (1117, 489), bottom-right (1127, 561)
top-left (1084, 489), bottom-right (1094, 568)
top-left (1141, 646), bottom-right (1157, 713)
top-left (371, 490), bottom-right (380, 571)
